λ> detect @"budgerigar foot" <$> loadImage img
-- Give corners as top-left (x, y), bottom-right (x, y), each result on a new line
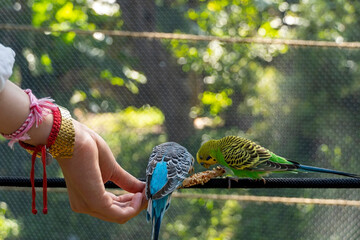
top-left (227, 176), bottom-right (239, 189)
top-left (254, 178), bottom-right (266, 185)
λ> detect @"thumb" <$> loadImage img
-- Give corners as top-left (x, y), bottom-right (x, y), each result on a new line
top-left (111, 163), bottom-right (145, 193)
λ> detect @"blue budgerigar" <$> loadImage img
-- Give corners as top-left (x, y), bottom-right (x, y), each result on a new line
top-left (145, 142), bottom-right (194, 240)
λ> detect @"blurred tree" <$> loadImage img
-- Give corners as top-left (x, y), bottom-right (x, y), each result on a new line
top-left (165, 0), bottom-right (289, 133)
top-left (119, 0), bottom-right (193, 143)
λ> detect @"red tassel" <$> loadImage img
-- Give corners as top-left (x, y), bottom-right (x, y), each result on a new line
top-left (31, 149), bottom-right (37, 215)
top-left (18, 103), bottom-right (60, 215)
top-left (41, 146), bottom-right (48, 214)
top-left (30, 145), bottom-right (48, 215)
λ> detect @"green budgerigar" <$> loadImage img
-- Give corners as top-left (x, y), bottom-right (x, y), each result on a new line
top-left (197, 136), bottom-right (360, 179)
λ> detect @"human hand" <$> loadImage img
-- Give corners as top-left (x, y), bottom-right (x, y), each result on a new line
top-left (0, 43), bottom-right (147, 223)
top-left (56, 120), bottom-right (147, 224)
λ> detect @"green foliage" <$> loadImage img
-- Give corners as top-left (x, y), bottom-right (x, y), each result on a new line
top-left (200, 89), bottom-right (233, 116)
top-left (1, 0), bottom-right (360, 239)
top-left (165, 0), bottom-right (290, 127)
top-left (32, 0), bottom-right (94, 30)
top-left (0, 202), bottom-right (19, 239)
top-left (100, 67), bottom-right (147, 94)
top-left (164, 197), bottom-right (241, 240)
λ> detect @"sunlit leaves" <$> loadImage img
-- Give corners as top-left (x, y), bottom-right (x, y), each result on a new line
top-left (100, 67), bottom-right (147, 94)
top-left (79, 105), bottom-right (164, 130)
top-left (207, 0), bottom-right (228, 12)
top-left (187, 9), bottom-right (198, 20)
top-left (120, 106), bottom-right (165, 128)
top-left (32, 1), bottom-right (52, 26)
top-left (55, 2), bottom-right (86, 23)
top-left (31, 0), bottom-right (118, 46)
top-left (40, 53), bottom-right (53, 72)
top-left (70, 90), bottom-right (87, 104)
top-left (167, 0), bottom-right (292, 126)
top-left (0, 202), bottom-right (19, 239)
top-left (101, 69), bottom-right (124, 86)
top-left (32, 1), bottom-right (88, 29)
top-left (62, 31), bottom-right (76, 43)
top-left (201, 89), bottom-right (233, 116)
top-left (258, 22), bottom-right (280, 38)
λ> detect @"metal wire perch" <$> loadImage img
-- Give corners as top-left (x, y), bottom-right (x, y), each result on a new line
top-left (1, 176), bottom-right (360, 189)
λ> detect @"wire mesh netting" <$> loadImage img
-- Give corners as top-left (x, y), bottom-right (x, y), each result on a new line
top-left (1, 0), bottom-right (360, 239)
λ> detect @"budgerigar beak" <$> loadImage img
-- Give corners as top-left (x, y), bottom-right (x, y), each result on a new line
top-left (203, 163), bottom-right (210, 169)
top-left (189, 166), bottom-right (195, 174)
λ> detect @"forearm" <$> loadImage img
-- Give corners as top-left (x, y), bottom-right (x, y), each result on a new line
top-left (0, 80), bottom-right (53, 146)
top-left (0, 81), bottom-right (30, 134)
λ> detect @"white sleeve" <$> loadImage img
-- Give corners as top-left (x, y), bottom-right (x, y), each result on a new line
top-left (0, 43), bottom-right (16, 92)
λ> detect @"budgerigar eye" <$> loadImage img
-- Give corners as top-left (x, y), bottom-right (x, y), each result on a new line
top-left (206, 156), bottom-right (211, 160)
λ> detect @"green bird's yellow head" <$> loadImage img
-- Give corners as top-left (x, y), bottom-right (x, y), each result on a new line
top-left (196, 139), bottom-right (219, 169)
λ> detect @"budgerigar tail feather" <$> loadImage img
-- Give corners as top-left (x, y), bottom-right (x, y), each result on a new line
top-left (152, 215), bottom-right (162, 240)
top-left (146, 199), bottom-right (152, 222)
top-left (150, 196), bottom-right (171, 240)
top-left (291, 161), bottom-right (360, 178)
